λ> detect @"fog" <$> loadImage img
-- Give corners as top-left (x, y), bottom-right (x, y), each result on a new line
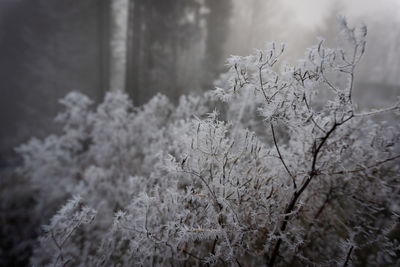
top-left (1, 1), bottom-right (400, 266)
top-left (0, 0), bottom-right (399, 166)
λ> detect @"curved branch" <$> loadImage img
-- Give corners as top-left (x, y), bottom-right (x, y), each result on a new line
top-left (270, 123), bottom-right (296, 189)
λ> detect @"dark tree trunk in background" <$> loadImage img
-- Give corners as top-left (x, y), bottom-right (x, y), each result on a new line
top-left (0, 0), bottom-right (232, 165)
top-left (125, 0), bottom-right (204, 105)
top-left (126, 0), bottom-right (144, 105)
top-left (98, 0), bottom-right (110, 101)
top-left (204, 0), bottom-right (232, 84)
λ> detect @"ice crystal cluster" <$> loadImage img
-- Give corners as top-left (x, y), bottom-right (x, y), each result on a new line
top-left (17, 18), bottom-right (400, 266)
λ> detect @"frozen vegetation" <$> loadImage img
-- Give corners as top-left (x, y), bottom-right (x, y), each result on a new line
top-left (3, 19), bottom-right (400, 266)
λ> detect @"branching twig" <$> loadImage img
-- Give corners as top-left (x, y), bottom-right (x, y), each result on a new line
top-left (328, 154), bottom-right (400, 175)
top-left (268, 117), bottom-right (352, 267)
top-left (181, 170), bottom-right (222, 210)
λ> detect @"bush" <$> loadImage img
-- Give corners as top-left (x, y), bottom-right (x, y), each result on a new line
top-left (15, 18), bottom-right (400, 266)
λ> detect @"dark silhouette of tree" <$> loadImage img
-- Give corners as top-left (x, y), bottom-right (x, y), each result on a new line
top-left (126, 0), bottom-right (205, 105)
top-left (203, 0), bottom-right (233, 84)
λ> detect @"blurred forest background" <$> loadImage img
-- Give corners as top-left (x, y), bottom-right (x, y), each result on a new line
top-left (0, 0), bottom-right (399, 168)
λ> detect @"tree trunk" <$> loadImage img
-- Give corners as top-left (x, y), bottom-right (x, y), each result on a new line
top-left (126, 0), bottom-right (144, 104)
top-left (98, 0), bottom-right (110, 99)
top-left (109, 0), bottom-right (129, 92)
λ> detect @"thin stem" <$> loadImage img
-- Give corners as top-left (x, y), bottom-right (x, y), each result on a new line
top-left (121, 225), bottom-right (203, 261)
top-left (343, 245), bottom-right (354, 267)
top-left (181, 170), bottom-right (222, 210)
top-left (303, 94), bottom-right (327, 133)
top-left (354, 105), bottom-right (400, 117)
top-left (259, 66), bottom-right (269, 102)
top-left (270, 123), bottom-right (296, 189)
top-left (329, 154), bottom-right (400, 175)
top-left (314, 186), bottom-right (333, 219)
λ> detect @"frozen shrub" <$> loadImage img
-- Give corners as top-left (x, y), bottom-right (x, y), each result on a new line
top-left (17, 18), bottom-right (400, 266)
top-left (31, 196), bottom-right (96, 267)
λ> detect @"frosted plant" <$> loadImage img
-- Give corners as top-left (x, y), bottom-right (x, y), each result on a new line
top-left (208, 17), bottom-right (400, 266)
top-left (15, 92), bottom-right (94, 220)
top-left (30, 196), bottom-right (96, 267)
top-left (17, 18), bottom-right (400, 266)
top-left (18, 89), bottom-right (213, 265)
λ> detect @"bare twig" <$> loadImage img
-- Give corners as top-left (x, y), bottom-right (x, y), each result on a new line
top-left (270, 123), bottom-right (296, 189)
top-left (354, 105), bottom-right (400, 117)
top-left (343, 245), bottom-right (354, 267)
top-left (303, 94), bottom-right (327, 133)
top-left (328, 154), bottom-right (400, 175)
top-left (181, 170), bottom-right (222, 210)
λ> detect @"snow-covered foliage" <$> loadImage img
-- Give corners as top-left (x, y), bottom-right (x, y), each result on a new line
top-left (16, 19), bottom-right (400, 266)
top-left (31, 196), bottom-right (96, 267)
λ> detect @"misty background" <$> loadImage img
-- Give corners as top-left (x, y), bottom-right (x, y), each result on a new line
top-left (0, 0), bottom-right (399, 168)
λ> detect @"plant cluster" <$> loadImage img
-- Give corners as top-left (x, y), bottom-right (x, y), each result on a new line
top-left (13, 18), bottom-right (400, 266)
